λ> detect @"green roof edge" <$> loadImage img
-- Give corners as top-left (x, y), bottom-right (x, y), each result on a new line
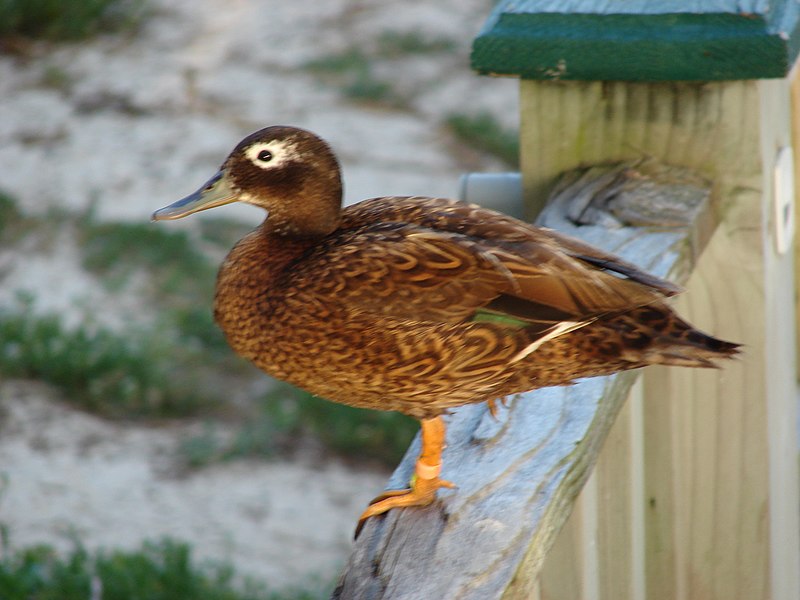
top-left (472, 1), bottom-right (800, 81)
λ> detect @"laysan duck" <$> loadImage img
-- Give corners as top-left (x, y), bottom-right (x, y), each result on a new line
top-left (153, 125), bottom-right (738, 532)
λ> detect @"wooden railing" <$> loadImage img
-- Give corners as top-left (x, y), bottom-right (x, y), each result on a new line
top-left (333, 161), bottom-right (718, 599)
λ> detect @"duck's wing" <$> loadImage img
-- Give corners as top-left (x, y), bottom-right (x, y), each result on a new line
top-left (288, 196), bottom-right (678, 329)
top-left (344, 196), bottom-right (682, 293)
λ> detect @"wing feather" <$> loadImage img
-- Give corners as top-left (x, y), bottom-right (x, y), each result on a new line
top-left (286, 196), bottom-right (678, 330)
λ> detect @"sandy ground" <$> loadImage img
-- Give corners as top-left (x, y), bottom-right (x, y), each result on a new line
top-left (0, 381), bottom-right (388, 591)
top-left (0, 0), bottom-right (517, 592)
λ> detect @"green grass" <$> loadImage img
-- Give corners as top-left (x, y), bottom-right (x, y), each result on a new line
top-left (301, 31), bottom-right (456, 107)
top-left (446, 111), bottom-right (519, 167)
top-left (80, 219), bottom-right (216, 294)
top-left (0, 536), bottom-right (319, 600)
top-left (0, 190), bottom-right (21, 238)
top-left (198, 216), bottom-right (251, 251)
top-left (0, 0), bottom-right (147, 41)
top-left (39, 64), bottom-right (74, 92)
top-left (179, 387), bottom-right (418, 469)
top-left (303, 48), bottom-right (371, 77)
top-left (279, 393), bottom-right (418, 466)
top-left (0, 296), bottom-right (212, 418)
top-left (80, 218), bottom-right (234, 355)
top-left (303, 48), bottom-right (400, 105)
top-left (342, 76), bottom-right (395, 104)
top-left (376, 30), bottom-right (457, 57)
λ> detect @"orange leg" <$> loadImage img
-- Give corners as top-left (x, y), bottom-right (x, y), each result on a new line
top-left (356, 416), bottom-right (455, 535)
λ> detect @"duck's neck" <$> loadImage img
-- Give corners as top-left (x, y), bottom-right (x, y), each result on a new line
top-left (214, 223), bottom-right (321, 356)
top-left (260, 179), bottom-right (343, 238)
top-left (219, 222), bottom-right (319, 290)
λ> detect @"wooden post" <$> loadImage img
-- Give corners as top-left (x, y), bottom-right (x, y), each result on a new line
top-left (472, 2), bottom-right (800, 598)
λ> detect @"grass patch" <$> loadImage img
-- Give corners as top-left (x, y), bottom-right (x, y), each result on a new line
top-left (302, 31), bottom-right (456, 107)
top-left (178, 417), bottom-right (281, 469)
top-left (40, 64), bottom-right (74, 92)
top-left (266, 388), bottom-right (418, 466)
top-left (0, 0), bottom-right (147, 41)
top-left (303, 48), bottom-right (370, 77)
top-left (0, 536), bottom-right (319, 600)
top-left (376, 30), bottom-right (457, 57)
top-left (179, 387), bottom-right (418, 469)
top-left (79, 218), bottom-right (234, 354)
top-left (80, 219), bottom-right (216, 294)
top-left (0, 190), bottom-right (22, 239)
top-left (198, 216), bottom-right (252, 251)
top-left (446, 111), bottom-right (519, 167)
top-left (342, 76), bottom-right (394, 104)
top-left (0, 296), bottom-right (211, 418)
top-left (303, 48), bottom-right (400, 106)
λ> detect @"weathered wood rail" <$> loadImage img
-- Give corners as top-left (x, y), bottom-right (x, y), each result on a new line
top-left (335, 2), bottom-right (800, 598)
top-left (333, 161), bottom-right (715, 599)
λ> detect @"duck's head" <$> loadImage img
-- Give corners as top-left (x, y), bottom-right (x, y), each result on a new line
top-left (152, 126), bottom-right (343, 237)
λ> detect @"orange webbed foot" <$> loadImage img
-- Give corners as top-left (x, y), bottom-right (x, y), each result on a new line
top-left (355, 416), bottom-right (454, 538)
top-left (355, 465), bottom-right (455, 537)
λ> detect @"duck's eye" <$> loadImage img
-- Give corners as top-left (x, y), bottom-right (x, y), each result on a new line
top-left (246, 140), bottom-right (295, 170)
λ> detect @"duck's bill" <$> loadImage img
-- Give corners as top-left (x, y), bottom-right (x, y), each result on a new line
top-left (152, 170), bottom-right (237, 221)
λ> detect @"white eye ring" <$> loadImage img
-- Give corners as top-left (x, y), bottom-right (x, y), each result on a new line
top-left (245, 140), bottom-right (297, 170)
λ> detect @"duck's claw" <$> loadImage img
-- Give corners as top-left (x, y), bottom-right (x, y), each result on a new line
top-left (487, 398), bottom-right (498, 419)
top-left (486, 397), bottom-right (510, 420)
top-left (355, 473), bottom-right (456, 538)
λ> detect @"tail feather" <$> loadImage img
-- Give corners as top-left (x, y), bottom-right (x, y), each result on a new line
top-left (614, 304), bottom-right (740, 369)
top-left (656, 319), bottom-right (740, 367)
top-left (651, 337), bottom-right (740, 368)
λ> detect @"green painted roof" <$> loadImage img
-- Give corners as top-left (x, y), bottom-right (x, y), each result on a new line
top-left (472, 0), bottom-right (800, 81)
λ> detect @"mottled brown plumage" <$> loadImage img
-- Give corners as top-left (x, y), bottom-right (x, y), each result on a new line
top-left (153, 126), bottom-right (738, 529)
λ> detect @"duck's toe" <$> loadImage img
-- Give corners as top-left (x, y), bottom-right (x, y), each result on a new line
top-left (355, 473), bottom-right (456, 538)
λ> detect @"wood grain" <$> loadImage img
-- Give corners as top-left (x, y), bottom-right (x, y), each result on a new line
top-left (532, 78), bottom-right (799, 600)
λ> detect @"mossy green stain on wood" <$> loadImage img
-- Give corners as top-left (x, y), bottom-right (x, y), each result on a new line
top-left (473, 0), bottom-right (800, 81)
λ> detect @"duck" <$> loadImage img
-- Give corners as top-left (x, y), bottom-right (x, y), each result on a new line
top-left (152, 125), bottom-right (739, 532)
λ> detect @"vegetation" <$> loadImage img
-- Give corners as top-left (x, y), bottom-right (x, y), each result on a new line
top-left (303, 48), bottom-right (371, 78)
top-left (80, 219), bottom-right (217, 294)
top-left (0, 534), bottom-right (319, 600)
top-left (79, 218), bottom-right (232, 354)
top-left (375, 30), bottom-right (457, 57)
top-left (180, 388), bottom-right (418, 468)
top-left (0, 190), bottom-right (22, 238)
top-left (277, 393), bottom-right (418, 466)
top-left (301, 29), bottom-right (457, 107)
top-left (446, 111), bottom-right (519, 167)
top-left (0, 0), bottom-right (147, 41)
top-left (39, 64), bottom-right (73, 92)
top-left (303, 48), bottom-right (398, 105)
top-left (0, 295), bottom-right (212, 418)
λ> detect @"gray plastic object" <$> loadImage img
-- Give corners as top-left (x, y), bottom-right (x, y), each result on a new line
top-left (458, 172), bottom-right (523, 218)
